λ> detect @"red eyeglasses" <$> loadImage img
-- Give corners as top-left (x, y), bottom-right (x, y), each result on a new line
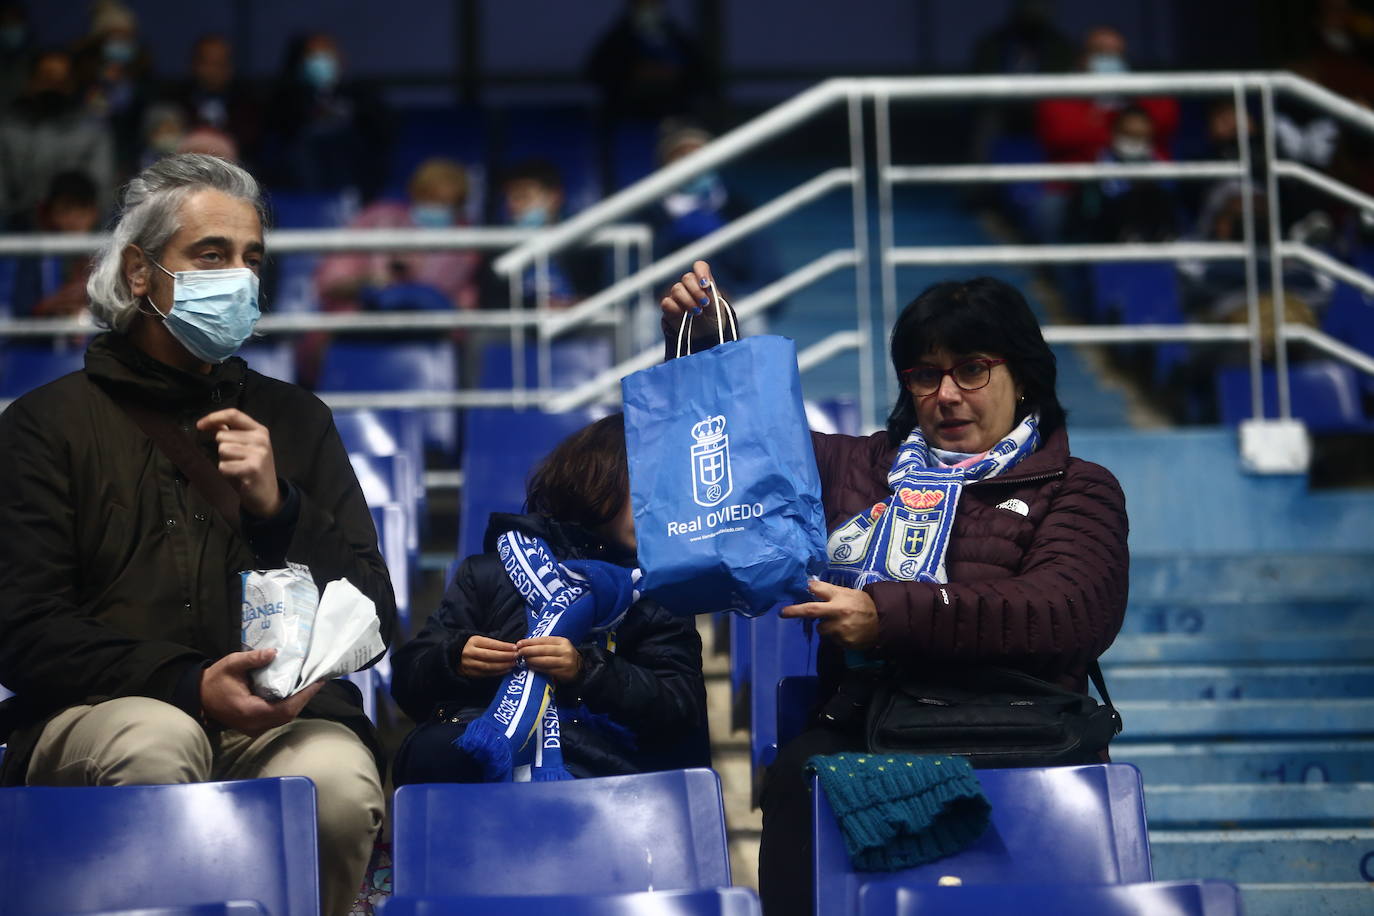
top-left (901, 358), bottom-right (1008, 397)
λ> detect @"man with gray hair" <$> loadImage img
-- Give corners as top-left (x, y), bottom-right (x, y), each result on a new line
top-left (0, 153), bottom-right (395, 916)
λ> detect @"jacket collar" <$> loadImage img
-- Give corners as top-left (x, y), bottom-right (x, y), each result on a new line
top-left (84, 332), bottom-right (247, 409)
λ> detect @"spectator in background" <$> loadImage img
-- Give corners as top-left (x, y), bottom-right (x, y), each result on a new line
top-left (968, 0), bottom-right (1076, 165)
top-left (1036, 27), bottom-right (1179, 163)
top-left (9, 170), bottom-right (102, 318)
top-left (651, 120), bottom-right (779, 329)
top-left (315, 157), bottom-right (481, 313)
top-left (0, 0), bottom-right (33, 111)
top-left (70, 0), bottom-right (153, 179)
top-left (484, 159), bottom-right (602, 310)
top-left (168, 35), bottom-right (262, 168)
top-left (585, 0), bottom-right (715, 122)
top-left (0, 49), bottom-right (115, 227)
top-left (1064, 106), bottom-right (1180, 243)
top-left (265, 32), bottom-right (389, 200)
top-left (1033, 26), bottom-right (1179, 240)
top-left (137, 103), bottom-right (186, 170)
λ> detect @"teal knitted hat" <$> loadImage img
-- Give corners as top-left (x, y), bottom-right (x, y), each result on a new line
top-left (807, 753), bottom-right (991, 872)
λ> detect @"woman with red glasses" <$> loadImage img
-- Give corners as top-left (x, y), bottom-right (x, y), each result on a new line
top-left (660, 263), bottom-right (1129, 916)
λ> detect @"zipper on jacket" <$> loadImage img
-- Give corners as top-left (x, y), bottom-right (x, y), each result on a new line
top-left (969, 470), bottom-right (1065, 488)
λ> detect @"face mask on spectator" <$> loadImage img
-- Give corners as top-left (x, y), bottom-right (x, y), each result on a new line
top-left (1112, 137), bottom-right (1152, 161)
top-left (0, 25), bottom-right (25, 51)
top-left (410, 203), bottom-right (454, 228)
top-left (146, 259), bottom-right (260, 364)
top-left (1087, 53), bottom-right (1127, 75)
top-left (301, 51), bottom-right (338, 90)
top-left (103, 39), bottom-right (136, 64)
top-left (515, 205), bottom-right (550, 229)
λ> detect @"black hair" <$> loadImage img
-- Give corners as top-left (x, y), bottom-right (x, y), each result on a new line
top-left (525, 413), bottom-right (628, 530)
top-left (501, 158), bottom-right (563, 192)
top-left (43, 170), bottom-right (98, 208)
top-left (885, 277), bottom-right (1066, 446)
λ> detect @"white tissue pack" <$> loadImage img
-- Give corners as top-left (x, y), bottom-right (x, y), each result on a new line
top-left (241, 562), bottom-right (385, 700)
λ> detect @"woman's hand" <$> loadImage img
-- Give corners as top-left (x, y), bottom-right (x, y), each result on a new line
top-left (779, 580), bottom-right (881, 651)
top-left (457, 635), bottom-right (518, 678)
top-left (516, 636), bottom-right (585, 685)
top-left (660, 259), bottom-right (730, 357)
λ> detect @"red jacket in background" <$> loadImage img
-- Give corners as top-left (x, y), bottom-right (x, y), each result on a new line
top-left (1036, 96), bottom-right (1180, 162)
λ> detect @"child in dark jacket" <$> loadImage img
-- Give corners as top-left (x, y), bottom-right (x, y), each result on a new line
top-left (390, 413), bottom-right (708, 783)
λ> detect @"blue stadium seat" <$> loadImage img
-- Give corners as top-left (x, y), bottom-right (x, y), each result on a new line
top-left (457, 407), bottom-right (600, 563)
top-left (1319, 281), bottom-right (1374, 397)
top-left (500, 106), bottom-right (602, 213)
top-left (856, 880), bottom-right (1242, 916)
top-left (1090, 262), bottom-right (1188, 381)
top-left (776, 674), bottom-right (819, 753)
top-left (477, 338), bottom-right (614, 390)
top-left (85, 904), bottom-right (267, 916)
top-left (749, 613), bottom-right (818, 797)
top-left (0, 343), bottom-right (86, 398)
top-left (812, 763), bottom-right (1152, 915)
top-left (384, 106), bottom-right (487, 200)
top-left (0, 777), bottom-right (318, 915)
top-left (238, 340), bottom-right (297, 384)
top-left (318, 340), bottom-right (460, 454)
top-left (1216, 361), bottom-right (1374, 432)
top-left (391, 769), bottom-right (731, 897)
top-left (380, 888), bottom-right (761, 916)
top-left (265, 190), bottom-right (357, 314)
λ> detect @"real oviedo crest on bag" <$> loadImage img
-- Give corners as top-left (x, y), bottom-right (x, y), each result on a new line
top-left (622, 335), bottom-right (827, 617)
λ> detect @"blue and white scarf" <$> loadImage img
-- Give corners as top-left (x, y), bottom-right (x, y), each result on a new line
top-left (457, 530), bottom-right (638, 782)
top-left (826, 414), bottom-right (1040, 589)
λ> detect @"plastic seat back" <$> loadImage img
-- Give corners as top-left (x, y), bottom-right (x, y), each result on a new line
top-left (857, 880), bottom-right (1241, 916)
top-left (813, 763), bottom-right (1152, 915)
top-left (392, 769), bottom-right (731, 897)
top-left (0, 343), bottom-right (86, 398)
top-left (457, 407), bottom-right (600, 562)
top-left (1217, 361), bottom-right (1373, 432)
top-left (318, 340), bottom-right (459, 454)
top-left (0, 777), bottom-right (318, 915)
top-left (237, 341), bottom-right (297, 384)
top-left (82, 903), bottom-right (267, 915)
top-left (380, 887), bottom-right (761, 915)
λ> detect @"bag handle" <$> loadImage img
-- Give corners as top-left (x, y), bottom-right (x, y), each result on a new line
top-left (1088, 659), bottom-right (1123, 736)
top-left (675, 280), bottom-right (740, 358)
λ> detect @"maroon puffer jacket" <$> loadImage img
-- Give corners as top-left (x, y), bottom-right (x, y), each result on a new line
top-left (811, 425), bottom-right (1129, 695)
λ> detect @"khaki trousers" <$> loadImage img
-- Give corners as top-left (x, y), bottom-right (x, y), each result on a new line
top-left (27, 696), bottom-right (384, 916)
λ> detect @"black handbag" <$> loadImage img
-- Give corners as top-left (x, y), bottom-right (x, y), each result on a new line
top-left (863, 662), bottom-right (1123, 768)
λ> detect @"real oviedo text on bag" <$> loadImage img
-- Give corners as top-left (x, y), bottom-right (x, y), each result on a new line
top-left (622, 335), bottom-right (827, 617)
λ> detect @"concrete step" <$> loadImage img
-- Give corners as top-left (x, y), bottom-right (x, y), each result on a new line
top-left (1116, 740), bottom-right (1374, 784)
top-left (1149, 828), bottom-right (1374, 883)
top-left (1239, 883), bottom-right (1374, 916)
top-left (1113, 698), bottom-right (1374, 740)
top-left (1144, 782), bottom-right (1374, 828)
top-left (1100, 664), bottom-right (1374, 701)
top-left (1129, 553), bottom-right (1374, 603)
top-left (1118, 601), bottom-right (1373, 636)
top-left (1103, 634), bottom-right (1374, 665)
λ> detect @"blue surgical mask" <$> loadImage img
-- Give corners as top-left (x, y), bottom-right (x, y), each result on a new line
top-left (301, 52), bottom-right (338, 90)
top-left (514, 205), bottom-right (550, 229)
top-left (410, 203), bottom-right (453, 228)
top-left (681, 171), bottom-right (721, 199)
top-left (1087, 53), bottom-right (1127, 75)
top-left (103, 38), bottom-right (136, 64)
top-left (148, 259), bottom-right (260, 364)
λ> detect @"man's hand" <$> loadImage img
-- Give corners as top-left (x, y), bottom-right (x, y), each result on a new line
top-left (196, 408), bottom-right (281, 517)
top-left (457, 635), bottom-right (519, 678)
top-left (779, 580), bottom-right (881, 651)
top-left (516, 636), bottom-right (584, 685)
top-left (199, 648), bottom-right (324, 736)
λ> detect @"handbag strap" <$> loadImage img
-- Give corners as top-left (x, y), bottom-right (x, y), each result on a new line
top-left (112, 395), bottom-right (242, 536)
top-left (675, 281), bottom-right (740, 357)
top-left (1088, 659), bottom-right (1123, 735)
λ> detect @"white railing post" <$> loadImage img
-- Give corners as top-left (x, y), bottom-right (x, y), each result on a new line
top-left (1234, 80), bottom-right (1266, 423)
top-left (874, 89), bottom-right (899, 414)
top-left (1261, 81), bottom-right (1292, 421)
top-left (847, 88), bottom-right (876, 429)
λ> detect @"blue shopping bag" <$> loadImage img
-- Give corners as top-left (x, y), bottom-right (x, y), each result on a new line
top-left (622, 333), bottom-right (827, 617)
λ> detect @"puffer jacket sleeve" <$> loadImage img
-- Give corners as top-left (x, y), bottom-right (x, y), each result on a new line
top-left (389, 554), bottom-right (526, 723)
top-left (0, 396), bottom-right (206, 710)
top-left (865, 459), bottom-right (1129, 670)
top-left (576, 601), bottom-right (707, 743)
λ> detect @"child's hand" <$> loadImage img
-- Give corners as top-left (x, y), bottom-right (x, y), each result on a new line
top-left (457, 635), bottom-right (518, 678)
top-left (516, 636), bottom-right (585, 684)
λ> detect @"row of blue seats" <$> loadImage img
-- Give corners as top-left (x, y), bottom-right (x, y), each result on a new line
top-left (0, 764), bottom-right (1251, 915)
